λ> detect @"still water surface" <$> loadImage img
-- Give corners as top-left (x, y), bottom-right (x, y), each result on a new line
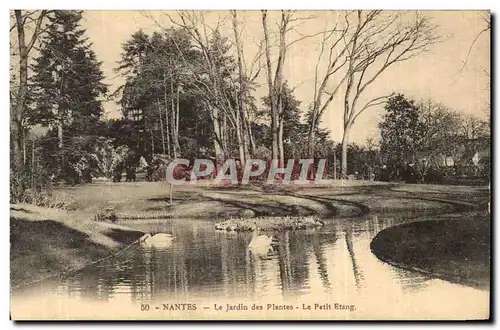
top-left (13, 213), bottom-right (489, 319)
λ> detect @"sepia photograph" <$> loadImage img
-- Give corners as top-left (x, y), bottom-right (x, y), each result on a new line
top-left (9, 9), bottom-right (491, 321)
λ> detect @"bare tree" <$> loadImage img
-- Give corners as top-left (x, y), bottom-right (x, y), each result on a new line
top-left (261, 10), bottom-right (281, 162)
top-left (455, 112), bottom-right (490, 165)
top-left (144, 11), bottom-right (231, 163)
top-left (339, 10), bottom-right (438, 178)
top-left (262, 10), bottom-right (321, 164)
top-left (413, 100), bottom-right (461, 181)
top-left (455, 11), bottom-right (490, 79)
top-left (145, 11), bottom-right (261, 164)
top-left (308, 11), bottom-right (351, 158)
top-left (231, 11), bottom-right (249, 161)
top-left (11, 10), bottom-right (50, 173)
top-left (230, 10), bottom-right (263, 158)
top-left (458, 113), bottom-right (489, 141)
top-left (170, 78), bottom-right (181, 158)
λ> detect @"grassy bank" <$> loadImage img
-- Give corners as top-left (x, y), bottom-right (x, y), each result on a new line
top-left (10, 203), bottom-right (144, 289)
top-left (370, 212), bottom-right (490, 290)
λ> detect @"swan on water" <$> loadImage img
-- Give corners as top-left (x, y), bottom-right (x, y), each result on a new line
top-left (139, 233), bottom-right (174, 247)
top-left (247, 224), bottom-right (278, 257)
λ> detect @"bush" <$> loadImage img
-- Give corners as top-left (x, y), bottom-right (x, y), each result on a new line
top-left (479, 157), bottom-right (491, 180)
top-left (424, 167), bottom-right (444, 183)
top-left (252, 145), bottom-right (271, 160)
top-left (10, 159), bottom-right (53, 204)
top-left (179, 136), bottom-right (198, 159)
top-left (20, 189), bottom-right (74, 209)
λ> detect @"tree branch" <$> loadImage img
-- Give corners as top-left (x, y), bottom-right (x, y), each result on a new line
top-left (26, 10), bottom-right (48, 53)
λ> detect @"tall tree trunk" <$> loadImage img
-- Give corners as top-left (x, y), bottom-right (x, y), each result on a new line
top-left (307, 121), bottom-right (316, 159)
top-left (150, 129), bottom-right (155, 158)
top-left (232, 11), bottom-right (250, 162)
top-left (31, 138), bottom-right (35, 187)
top-left (278, 117), bottom-right (284, 166)
top-left (271, 121), bottom-right (279, 161)
top-left (57, 122), bottom-right (63, 149)
top-left (165, 106), bottom-right (171, 156)
top-left (56, 94), bottom-right (64, 176)
top-left (262, 11), bottom-right (279, 161)
top-left (174, 84), bottom-right (181, 156)
top-left (57, 69), bottom-right (64, 151)
top-left (276, 89), bottom-right (285, 166)
top-left (163, 78), bottom-right (171, 157)
top-left (341, 129), bottom-right (349, 179)
top-left (247, 121), bottom-right (256, 156)
top-left (12, 10), bottom-right (47, 192)
top-left (208, 105), bottom-right (225, 170)
top-left (236, 120), bottom-right (245, 163)
top-left (243, 106), bottom-right (256, 156)
top-left (333, 146), bottom-right (337, 180)
top-left (341, 77), bottom-right (353, 179)
top-left (274, 11), bottom-right (288, 164)
top-left (234, 90), bottom-right (245, 163)
top-left (158, 101), bottom-right (166, 154)
top-left (221, 114), bottom-right (228, 154)
top-left (12, 11), bottom-right (28, 173)
top-left (23, 131), bottom-right (26, 165)
top-left (170, 81), bottom-right (178, 158)
top-left (241, 110), bottom-right (250, 161)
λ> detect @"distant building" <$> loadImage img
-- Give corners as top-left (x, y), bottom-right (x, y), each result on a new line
top-left (414, 151), bottom-right (454, 168)
top-left (472, 148), bottom-right (490, 166)
top-left (414, 144), bottom-right (489, 169)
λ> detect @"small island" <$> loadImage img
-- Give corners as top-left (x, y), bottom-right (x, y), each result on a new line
top-left (215, 215), bottom-right (324, 232)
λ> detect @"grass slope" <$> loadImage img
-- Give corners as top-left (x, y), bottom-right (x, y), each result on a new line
top-left (10, 203), bottom-right (144, 289)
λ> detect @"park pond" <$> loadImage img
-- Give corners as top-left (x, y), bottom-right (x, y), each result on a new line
top-left (12, 211), bottom-right (489, 320)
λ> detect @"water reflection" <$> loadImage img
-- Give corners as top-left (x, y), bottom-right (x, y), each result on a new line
top-left (13, 213), bottom-right (488, 315)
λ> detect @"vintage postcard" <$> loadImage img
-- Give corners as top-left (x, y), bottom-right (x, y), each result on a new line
top-left (10, 9), bottom-right (490, 321)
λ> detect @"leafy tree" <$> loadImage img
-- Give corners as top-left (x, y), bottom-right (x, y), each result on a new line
top-left (379, 94), bottom-right (483, 182)
top-left (263, 82), bottom-right (304, 157)
top-left (261, 81), bottom-right (336, 160)
top-left (115, 28), bottom-right (211, 165)
top-left (31, 10), bottom-right (108, 183)
top-left (379, 94), bottom-right (423, 178)
top-left (90, 138), bottom-right (131, 178)
top-left (32, 11), bottom-right (107, 132)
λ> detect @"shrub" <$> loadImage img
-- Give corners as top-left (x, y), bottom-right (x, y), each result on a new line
top-left (10, 158), bottom-right (53, 204)
top-left (253, 145), bottom-right (271, 160)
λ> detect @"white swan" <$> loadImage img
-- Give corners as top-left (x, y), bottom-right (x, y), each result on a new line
top-left (139, 233), bottom-right (174, 248)
top-left (247, 225), bottom-right (278, 256)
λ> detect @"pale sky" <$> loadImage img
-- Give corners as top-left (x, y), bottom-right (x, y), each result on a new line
top-left (80, 10), bottom-right (490, 145)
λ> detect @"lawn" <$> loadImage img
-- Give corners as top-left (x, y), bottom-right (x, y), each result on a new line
top-left (50, 180), bottom-right (486, 220)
